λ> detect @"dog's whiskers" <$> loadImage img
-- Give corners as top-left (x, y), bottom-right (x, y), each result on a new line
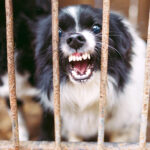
top-left (96, 42), bottom-right (122, 59)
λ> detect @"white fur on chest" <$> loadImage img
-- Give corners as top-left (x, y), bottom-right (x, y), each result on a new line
top-left (60, 72), bottom-right (117, 138)
top-left (40, 18), bottom-right (146, 142)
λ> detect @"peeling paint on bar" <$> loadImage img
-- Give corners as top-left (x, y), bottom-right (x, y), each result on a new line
top-left (139, 11), bottom-right (150, 149)
top-left (51, 0), bottom-right (61, 149)
top-left (5, 0), bottom-right (19, 149)
top-left (97, 0), bottom-right (110, 149)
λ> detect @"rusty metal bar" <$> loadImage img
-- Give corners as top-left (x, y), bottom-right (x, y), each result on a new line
top-left (5, 0), bottom-right (19, 149)
top-left (51, 0), bottom-right (61, 149)
top-left (97, 0), bottom-right (110, 149)
top-left (2, 141), bottom-right (150, 150)
top-left (137, 0), bottom-right (150, 40)
top-left (139, 10), bottom-right (150, 149)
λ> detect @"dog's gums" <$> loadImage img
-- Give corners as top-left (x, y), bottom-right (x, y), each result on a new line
top-left (68, 52), bottom-right (94, 81)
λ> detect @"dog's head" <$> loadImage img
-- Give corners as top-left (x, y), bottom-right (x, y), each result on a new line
top-left (35, 5), bottom-right (133, 90)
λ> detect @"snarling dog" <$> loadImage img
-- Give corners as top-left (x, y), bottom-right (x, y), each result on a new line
top-left (35, 5), bottom-right (146, 142)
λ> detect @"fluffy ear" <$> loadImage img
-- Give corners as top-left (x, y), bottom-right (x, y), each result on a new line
top-left (107, 13), bottom-right (134, 90)
top-left (34, 15), bottom-right (52, 56)
top-left (109, 13), bottom-right (133, 58)
top-left (35, 0), bottom-right (51, 15)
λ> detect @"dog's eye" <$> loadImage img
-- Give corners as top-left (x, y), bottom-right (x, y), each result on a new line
top-left (92, 25), bottom-right (101, 34)
top-left (59, 29), bottom-right (62, 37)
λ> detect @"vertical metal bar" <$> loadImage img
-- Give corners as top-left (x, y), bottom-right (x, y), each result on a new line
top-left (51, 0), bottom-right (61, 149)
top-left (5, 0), bottom-right (19, 149)
top-left (129, 0), bottom-right (139, 26)
top-left (97, 0), bottom-right (110, 149)
top-left (138, 0), bottom-right (150, 40)
top-left (139, 10), bottom-right (150, 149)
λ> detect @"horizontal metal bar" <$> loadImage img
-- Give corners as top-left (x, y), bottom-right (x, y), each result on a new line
top-left (1, 141), bottom-right (150, 150)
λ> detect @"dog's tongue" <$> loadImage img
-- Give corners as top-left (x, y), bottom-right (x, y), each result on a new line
top-left (73, 60), bottom-right (88, 75)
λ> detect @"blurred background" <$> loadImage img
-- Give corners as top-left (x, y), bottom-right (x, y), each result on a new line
top-left (0, 0), bottom-right (150, 141)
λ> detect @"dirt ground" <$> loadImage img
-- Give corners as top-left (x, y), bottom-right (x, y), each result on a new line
top-left (0, 97), bottom-right (43, 140)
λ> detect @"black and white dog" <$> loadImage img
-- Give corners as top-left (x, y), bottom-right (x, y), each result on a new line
top-left (0, 0), bottom-right (50, 140)
top-left (0, 1), bottom-right (146, 142)
top-left (35, 5), bottom-right (146, 142)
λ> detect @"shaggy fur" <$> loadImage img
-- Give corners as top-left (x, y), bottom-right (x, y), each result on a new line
top-left (35, 5), bottom-right (146, 142)
top-left (0, 0), bottom-right (50, 140)
top-left (0, 1), bottom-right (146, 142)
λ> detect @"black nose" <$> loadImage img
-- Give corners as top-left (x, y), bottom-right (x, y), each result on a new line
top-left (66, 33), bottom-right (86, 49)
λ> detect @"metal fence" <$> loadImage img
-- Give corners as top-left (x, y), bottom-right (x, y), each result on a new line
top-left (1, 0), bottom-right (150, 149)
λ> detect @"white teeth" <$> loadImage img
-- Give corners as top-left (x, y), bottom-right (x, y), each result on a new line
top-left (72, 56), bottom-right (76, 61)
top-left (68, 53), bottom-right (91, 62)
top-left (83, 53), bottom-right (87, 60)
top-left (87, 54), bottom-right (90, 60)
top-left (69, 56), bottom-right (73, 62)
top-left (76, 57), bottom-right (80, 61)
top-left (71, 68), bottom-right (92, 80)
top-left (79, 56), bottom-right (82, 61)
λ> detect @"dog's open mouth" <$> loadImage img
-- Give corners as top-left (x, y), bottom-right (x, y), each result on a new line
top-left (68, 52), bottom-right (94, 82)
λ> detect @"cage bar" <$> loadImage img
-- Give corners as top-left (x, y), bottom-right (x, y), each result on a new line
top-left (5, 0), bottom-right (19, 149)
top-left (1, 141), bottom-right (150, 150)
top-left (139, 11), bottom-right (150, 148)
top-left (2, 0), bottom-right (150, 150)
top-left (138, 0), bottom-right (150, 40)
top-left (97, 0), bottom-right (110, 149)
top-left (51, 0), bottom-right (61, 149)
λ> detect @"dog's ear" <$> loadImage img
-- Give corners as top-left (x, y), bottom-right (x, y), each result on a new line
top-left (109, 13), bottom-right (133, 58)
top-left (35, 0), bottom-right (51, 15)
top-left (34, 15), bottom-right (52, 55)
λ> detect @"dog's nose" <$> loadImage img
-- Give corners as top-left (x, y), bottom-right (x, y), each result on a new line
top-left (66, 33), bottom-right (86, 50)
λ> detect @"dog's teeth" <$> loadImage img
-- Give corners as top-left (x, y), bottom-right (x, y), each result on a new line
top-left (83, 53), bottom-right (88, 60)
top-left (86, 69), bottom-right (91, 76)
top-left (82, 54), bottom-right (85, 60)
top-left (76, 56), bottom-right (79, 61)
top-left (72, 56), bottom-right (76, 61)
top-left (76, 57), bottom-right (80, 61)
top-left (79, 56), bottom-right (82, 61)
top-left (69, 53), bottom-right (90, 62)
top-left (72, 71), bottom-right (76, 76)
top-left (69, 56), bottom-right (73, 62)
top-left (87, 54), bottom-right (91, 60)
top-left (73, 56), bottom-right (76, 61)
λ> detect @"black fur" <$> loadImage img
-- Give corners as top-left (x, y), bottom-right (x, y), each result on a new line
top-left (35, 5), bottom-right (133, 99)
top-left (38, 110), bottom-right (54, 141)
top-left (0, 0), bottom-right (51, 85)
top-left (0, 0), bottom-right (52, 140)
top-left (34, 5), bottom-right (134, 141)
top-left (0, 3), bottom-right (134, 141)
